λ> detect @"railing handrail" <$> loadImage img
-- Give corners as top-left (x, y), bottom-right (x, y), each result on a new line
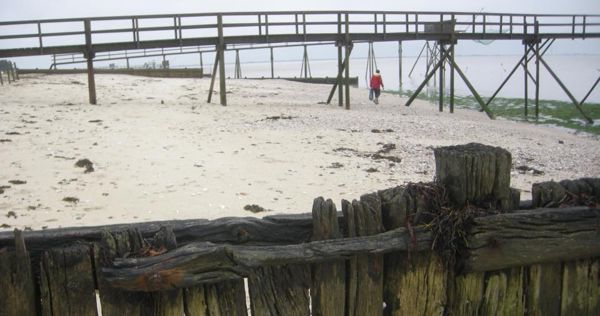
top-left (1, 10), bottom-right (600, 25)
top-left (1, 10), bottom-right (599, 58)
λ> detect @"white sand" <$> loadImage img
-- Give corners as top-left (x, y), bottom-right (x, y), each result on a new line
top-left (1, 73), bottom-right (599, 231)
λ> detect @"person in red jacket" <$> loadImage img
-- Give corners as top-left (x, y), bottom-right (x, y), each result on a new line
top-left (369, 69), bottom-right (384, 104)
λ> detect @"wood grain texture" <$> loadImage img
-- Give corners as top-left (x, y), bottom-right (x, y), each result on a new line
top-left (0, 214), bottom-right (315, 255)
top-left (103, 224), bottom-right (431, 291)
top-left (94, 229), bottom-right (146, 316)
top-left (40, 243), bottom-right (97, 316)
top-left (0, 230), bottom-right (37, 316)
top-left (434, 143), bottom-right (513, 210)
top-left (248, 264), bottom-right (310, 315)
top-left (311, 197), bottom-right (345, 316)
top-left (466, 207), bottom-right (600, 271)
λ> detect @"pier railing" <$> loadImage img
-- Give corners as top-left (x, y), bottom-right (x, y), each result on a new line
top-left (1, 11), bottom-right (600, 58)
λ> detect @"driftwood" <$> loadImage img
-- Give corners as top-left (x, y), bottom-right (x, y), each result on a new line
top-left (466, 206), bottom-right (600, 271)
top-left (103, 225), bottom-right (431, 291)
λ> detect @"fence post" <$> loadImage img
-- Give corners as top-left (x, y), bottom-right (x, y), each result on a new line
top-left (14, 62), bottom-right (19, 80)
top-left (84, 19), bottom-right (97, 105)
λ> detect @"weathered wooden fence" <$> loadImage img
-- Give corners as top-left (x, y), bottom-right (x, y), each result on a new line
top-left (1, 143), bottom-right (599, 316)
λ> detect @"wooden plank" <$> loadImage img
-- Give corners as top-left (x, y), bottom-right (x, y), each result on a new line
top-left (205, 280), bottom-right (248, 316)
top-left (248, 264), bottom-right (310, 315)
top-left (39, 243), bottom-right (97, 316)
top-left (450, 272), bottom-right (485, 316)
top-left (311, 197), bottom-right (345, 316)
top-left (94, 229), bottom-right (146, 316)
top-left (345, 193), bottom-right (384, 315)
top-left (561, 258), bottom-right (600, 315)
top-left (527, 262), bottom-right (561, 316)
top-left (0, 230), bottom-right (37, 316)
top-left (395, 252), bottom-right (448, 315)
top-left (466, 207), bottom-right (600, 271)
top-left (342, 199), bottom-right (358, 314)
top-left (379, 184), bottom-right (449, 315)
top-left (183, 286), bottom-right (209, 316)
top-left (481, 267), bottom-right (525, 315)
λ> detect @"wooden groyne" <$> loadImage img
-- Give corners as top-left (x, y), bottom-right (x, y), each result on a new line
top-left (0, 143), bottom-right (599, 315)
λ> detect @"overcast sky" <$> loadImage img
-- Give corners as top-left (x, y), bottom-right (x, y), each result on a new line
top-left (2, 0), bottom-right (599, 21)
top-left (2, 0), bottom-right (599, 69)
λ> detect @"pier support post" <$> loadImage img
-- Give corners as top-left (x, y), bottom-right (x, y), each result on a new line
top-left (534, 22), bottom-right (540, 119)
top-left (13, 62), bottom-right (18, 80)
top-left (0, 70), bottom-right (3, 85)
top-left (450, 43), bottom-right (455, 113)
top-left (523, 43), bottom-right (529, 117)
top-left (8, 63), bottom-right (14, 82)
top-left (344, 14), bottom-right (350, 110)
top-left (337, 13), bottom-right (343, 107)
top-left (300, 45), bottom-right (311, 78)
top-left (217, 14), bottom-right (227, 106)
top-left (270, 47), bottom-right (274, 79)
top-left (199, 52), bottom-right (203, 74)
top-left (84, 20), bottom-right (97, 105)
top-left (438, 43), bottom-right (445, 112)
top-left (406, 41), bottom-right (494, 119)
top-left (327, 42), bottom-right (352, 105)
top-left (126, 58), bottom-right (130, 70)
top-left (539, 56), bottom-right (593, 124)
top-left (398, 41), bottom-right (402, 91)
top-left (207, 53), bottom-right (220, 103)
top-left (234, 49), bottom-right (242, 79)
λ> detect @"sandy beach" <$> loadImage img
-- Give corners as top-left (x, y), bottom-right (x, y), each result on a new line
top-left (1, 73), bottom-right (599, 231)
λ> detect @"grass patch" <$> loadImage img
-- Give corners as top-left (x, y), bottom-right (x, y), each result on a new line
top-left (391, 89), bottom-right (600, 135)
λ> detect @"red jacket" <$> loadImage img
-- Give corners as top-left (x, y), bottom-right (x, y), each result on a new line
top-left (370, 74), bottom-right (383, 90)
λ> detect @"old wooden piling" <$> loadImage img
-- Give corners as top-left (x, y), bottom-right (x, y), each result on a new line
top-left (217, 14), bottom-right (227, 106)
top-left (84, 20), bottom-right (97, 105)
top-left (434, 143), bottom-right (515, 210)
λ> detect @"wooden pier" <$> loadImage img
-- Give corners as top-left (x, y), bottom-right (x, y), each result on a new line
top-left (1, 11), bottom-right (599, 116)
